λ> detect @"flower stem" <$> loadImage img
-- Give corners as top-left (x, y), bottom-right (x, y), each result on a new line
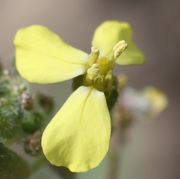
top-left (106, 128), bottom-right (124, 179)
top-left (106, 102), bottom-right (132, 179)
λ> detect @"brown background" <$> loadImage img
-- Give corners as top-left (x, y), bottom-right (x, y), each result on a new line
top-left (0, 0), bottom-right (180, 179)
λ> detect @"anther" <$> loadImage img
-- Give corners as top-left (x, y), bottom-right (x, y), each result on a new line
top-left (87, 47), bottom-right (100, 66)
top-left (113, 40), bottom-right (128, 59)
top-left (91, 46), bottom-right (99, 55)
top-left (87, 64), bottom-right (99, 80)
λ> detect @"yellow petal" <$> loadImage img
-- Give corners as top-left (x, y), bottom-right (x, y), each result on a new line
top-left (14, 25), bottom-right (88, 83)
top-left (41, 86), bottom-right (111, 172)
top-left (92, 21), bottom-right (144, 65)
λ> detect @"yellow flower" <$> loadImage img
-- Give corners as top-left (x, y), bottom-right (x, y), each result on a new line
top-left (142, 87), bottom-right (168, 116)
top-left (14, 21), bottom-right (144, 172)
top-left (120, 87), bottom-right (167, 120)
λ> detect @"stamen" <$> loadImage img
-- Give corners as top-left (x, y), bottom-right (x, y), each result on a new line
top-left (113, 40), bottom-right (128, 59)
top-left (87, 46), bottom-right (100, 66)
top-left (91, 46), bottom-right (99, 55)
top-left (87, 64), bottom-right (100, 80)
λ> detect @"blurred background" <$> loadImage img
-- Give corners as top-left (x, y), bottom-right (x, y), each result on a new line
top-left (0, 0), bottom-right (180, 179)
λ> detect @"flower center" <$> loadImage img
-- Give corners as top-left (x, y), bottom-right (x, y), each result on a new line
top-left (84, 40), bottom-right (127, 92)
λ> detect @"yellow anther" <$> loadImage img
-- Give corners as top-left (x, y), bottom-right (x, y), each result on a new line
top-left (85, 46), bottom-right (114, 90)
top-left (91, 46), bottom-right (99, 55)
top-left (113, 40), bottom-right (128, 59)
top-left (87, 64), bottom-right (100, 80)
top-left (87, 47), bottom-right (100, 66)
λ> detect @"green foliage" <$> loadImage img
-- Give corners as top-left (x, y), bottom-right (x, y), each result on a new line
top-left (0, 62), bottom-right (54, 149)
top-left (22, 111), bottom-right (43, 134)
top-left (0, 72), bottom-right (22, 140)
top-left (0, 143), bottom-right (30, 179)
top-left (0, 97), bottom-right (21, 139)
top-left (0, 62), bottom-right (56, 178)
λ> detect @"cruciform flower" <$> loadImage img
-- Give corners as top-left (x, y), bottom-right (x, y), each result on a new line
top-left (14, 21), bottom-right (144, 172)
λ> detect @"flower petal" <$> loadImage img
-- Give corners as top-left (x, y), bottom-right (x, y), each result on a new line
top-left (14, 25), bottom-right (88, 83)
top-left (92, 21), bottom-right (144, 65)
top-left (41, 86), bottom-right (111, 172)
